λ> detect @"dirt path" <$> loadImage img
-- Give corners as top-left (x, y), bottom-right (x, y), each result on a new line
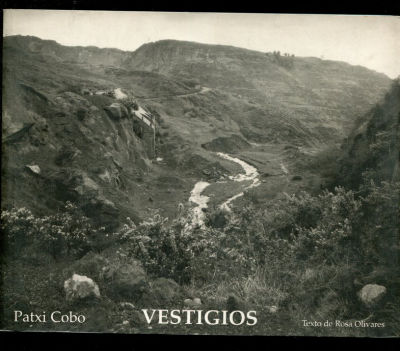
top-left (137, 86), bottom-right (211, 101)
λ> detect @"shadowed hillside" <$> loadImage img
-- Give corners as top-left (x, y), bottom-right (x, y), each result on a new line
top-left (338, 79), bottom-right (400, 188)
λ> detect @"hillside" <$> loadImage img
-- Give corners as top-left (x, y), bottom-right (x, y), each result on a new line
top-left (4, 36), bottom-right (392, 146)
top-left (2, 36), bottom-right (197, 228)
top-left (338, 79), bottom-right (400, 188)
top-left (126, 40), bottom-right (391, 145)
top-left (1, 35), bottom-right (393, 226)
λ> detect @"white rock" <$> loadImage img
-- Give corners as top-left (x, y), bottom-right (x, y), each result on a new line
top-left (358, 284), bottom-right (386, 307)
top-left (114, 88), bottom-right (127, 100)
top-left (119, 302), bottom-right (136, 310)
top-left (64, 274), bottom-right (100, 302)
top-left (192, 298), bottom-right (202, 306)
top-left (183, 298), bottom-right (192, 306)
top-left (267, 305), bottom-right (278, 313)
top-left (26, 165), bottom-right (40, 174)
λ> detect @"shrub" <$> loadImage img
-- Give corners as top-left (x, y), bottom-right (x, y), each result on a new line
top-left (1, 202), bottom-right (102, 259)
top-left (204, 207), bottom-right (229, 229)
top-left (115, 211), bottom-right (236, 284)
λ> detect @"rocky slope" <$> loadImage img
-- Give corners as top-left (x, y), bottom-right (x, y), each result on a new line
top-left (2, 36), bottom-right (196, 228)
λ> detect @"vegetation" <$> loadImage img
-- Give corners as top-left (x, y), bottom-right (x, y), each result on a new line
top-left (1, 202), bottom-right (108, 259)
top-left (2, 174), bottom-right (398, 335)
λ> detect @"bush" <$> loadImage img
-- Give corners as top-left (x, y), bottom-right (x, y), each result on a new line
top-left (115, 211), bottom-right (236, 284)
top-left (115, 214), bottom-right (191, 283)
top-left (1, 202), bottom-right (103, 259)
top-left (204, 207), bottom-right (229, 229)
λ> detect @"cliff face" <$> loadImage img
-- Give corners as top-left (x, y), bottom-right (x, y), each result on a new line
top-left (1, 36), bottom-right (394, 226)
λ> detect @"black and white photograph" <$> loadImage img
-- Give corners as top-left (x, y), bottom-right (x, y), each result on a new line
top-left (1, 10), bottom-right (399, 337)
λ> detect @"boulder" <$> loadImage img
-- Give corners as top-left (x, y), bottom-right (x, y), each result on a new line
top-left (358, 284), bottom-right (386, 307)
top-left (119, 302), bottom-right (136, 310)
top-left (102, 258), bottom-right (148, 300)
top-left (184, 298), bottom-right (193, 306)
top-left (104, 103), bottom-right (129, 120)
top-left (26, 164), bottom-right (41, 174)
top-left (64, 274), bottom-right (100, 302)
top-left (193, 297), bottom-right (202, 305)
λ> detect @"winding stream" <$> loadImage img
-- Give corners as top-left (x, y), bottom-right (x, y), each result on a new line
top-left (189, 152), bottom-right (261, 226)
top-left (188, 181), bottom-right (211, 226)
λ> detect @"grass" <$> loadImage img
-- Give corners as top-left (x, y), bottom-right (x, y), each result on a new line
top-left (196, 266), bottom-right (288, 309)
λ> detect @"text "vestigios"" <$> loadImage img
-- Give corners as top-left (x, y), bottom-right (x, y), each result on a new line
top-left (142, 309), bottom-right (258, 326)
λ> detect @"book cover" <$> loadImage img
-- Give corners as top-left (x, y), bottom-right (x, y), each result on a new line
top-left (1, 10), bottom-right (399, 337)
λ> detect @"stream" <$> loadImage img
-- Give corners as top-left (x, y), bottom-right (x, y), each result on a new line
top-left (189, 152), bottom-right (261, 226)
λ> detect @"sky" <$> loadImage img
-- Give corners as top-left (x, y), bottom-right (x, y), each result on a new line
top-left (3, 10), bottom-right (400, 78)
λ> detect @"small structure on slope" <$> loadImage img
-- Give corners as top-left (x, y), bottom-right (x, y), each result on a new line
top-left (130, 101), bottom-right (156, 159)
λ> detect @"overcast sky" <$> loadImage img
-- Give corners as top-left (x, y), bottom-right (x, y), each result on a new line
top-left (3, 10), bottom-right (400, 78)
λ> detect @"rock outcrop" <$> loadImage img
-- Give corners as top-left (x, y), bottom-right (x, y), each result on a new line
top-left (64, 274), bottom-right (100, 302)
top-left (358, 284), bottom-right (387, 307)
